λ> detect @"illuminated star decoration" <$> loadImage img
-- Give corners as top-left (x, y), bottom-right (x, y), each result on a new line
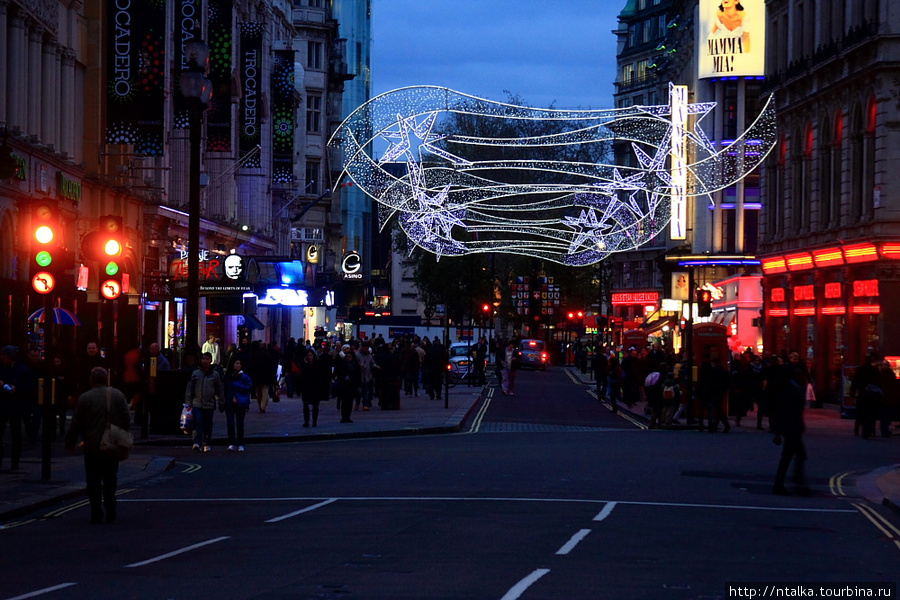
top-left (563, 208), bottom-right (611, 254)
top-left (329, 85), bottom-right (777, 265)
top-left (379, 112), bottom-right (472, 166)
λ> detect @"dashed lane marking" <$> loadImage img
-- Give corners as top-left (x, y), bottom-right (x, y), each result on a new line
top-left (4, 582), bottom-right (77, 600)
top-left (265, 499), bottom-right (337, 523)
top-left (500, 568), bottom-right (551, 600)
top-left (125, 536), bottom-right (231, 568)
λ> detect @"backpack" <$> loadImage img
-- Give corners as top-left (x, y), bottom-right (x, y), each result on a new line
top-left (662, 377), bottom-right (679, 402)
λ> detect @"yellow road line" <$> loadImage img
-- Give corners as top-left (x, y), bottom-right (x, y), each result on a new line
top-left (588, 388), bottom-right (647, 430)
top-left (468, 389), bottom-right (493, 434)
top-left (852, 502), bottom-right (900, 549)
top-left (829, 471), bottom-right (852, 496)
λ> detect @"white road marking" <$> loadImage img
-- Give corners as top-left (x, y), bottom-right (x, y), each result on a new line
top-left (118, 495), bottom-right (856, 514)
top-left (4, 583), bottom-right (77, 600)
top-left (593, 501), bottom-right (617, 521)
top-left (556, 528), bottom-right (591, 555)
top-left (500, 568), bottom-right (551, 600)
top-left (265, 499), bottom-right (338, 523)
top-left (124, 536), bottom-right (230, 568)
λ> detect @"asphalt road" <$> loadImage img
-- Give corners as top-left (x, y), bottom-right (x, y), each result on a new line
top-left (2, 367), bottom-right (898, 600)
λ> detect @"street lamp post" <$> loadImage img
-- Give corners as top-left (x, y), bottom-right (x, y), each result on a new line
top-left (180, 39), bottom-right (211, 352)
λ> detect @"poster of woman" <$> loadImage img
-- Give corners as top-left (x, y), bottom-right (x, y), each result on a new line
top-left (698, 0), bottom-right (766, 79)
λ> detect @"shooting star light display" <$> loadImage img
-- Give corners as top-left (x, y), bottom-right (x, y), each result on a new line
top-left (329, 84), bottom-right (776, 265)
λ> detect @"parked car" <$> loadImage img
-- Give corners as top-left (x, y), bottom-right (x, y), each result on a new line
top-left (518, 339), bottom-right (548, 370)
top-left (447, 342), bottom-right (474, 375)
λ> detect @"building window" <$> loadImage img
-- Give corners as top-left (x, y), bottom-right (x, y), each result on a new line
top-left (642, 19), bottom-right (653, 43)
top-left (308, 0), bottom-right (322, 6)
top-left (622, 63), bottom-right (635, 85)
top-left (818, 118), bottom-right (834, 230)
top-left (305, 160), bottom-right (319, 195)
top-left (832, 111), bottom-right (844, 225)
top-left (636, 59), bottom-right (649, 82)
top-left (307, 41), bottom-right (323, 70)
top-left (306, 95), bottom-right (321, 133)
top-left (864, 98), bottom-right (877, 217)
top-left (850, 105), bottom-right (864, 220)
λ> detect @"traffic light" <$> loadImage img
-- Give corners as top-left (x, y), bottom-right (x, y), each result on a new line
top-left (82, 215), bottom-right (125, 300)
top-left (696, 288), bottom-right (712, 317)
top-left (482, 303), bottom-right (491, 314)
top-left (30, 202), bottom-right (60, 294)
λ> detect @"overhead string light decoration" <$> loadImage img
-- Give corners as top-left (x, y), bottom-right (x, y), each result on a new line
top-left (329, 84), bottom-right (777, 265)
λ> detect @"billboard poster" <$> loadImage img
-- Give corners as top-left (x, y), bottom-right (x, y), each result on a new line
top-left (698, 0), bottom-right (765, 79)
top-left (173, 0), bottom-right (200, 130)
top-left (239, 23), bottom-right (264, 167)
top-left (106, 0), bottom-right (166, 155)
top-left (272, 50), bottom-right (296, 184)
top-left (206, 0), bottom-right (233, 152)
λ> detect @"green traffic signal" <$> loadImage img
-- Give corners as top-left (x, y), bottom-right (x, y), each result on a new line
top-left (36, 250), bottom-right (53, 268)
top-left (105, 261), bottom-right (119, 276)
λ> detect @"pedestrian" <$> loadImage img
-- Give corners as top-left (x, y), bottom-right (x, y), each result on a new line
top-left (64, 366), bottom-right (130, 523)
top-left (334, 345), bottom-right (360, 423)
top-left (300, 350), bottom-right (324, 427)
top-left (850, 351), bottom-right (881, 439)
top-left (356, 342), bottom-right (376, 410)
top-left (184, 352), bottom-right (224, 452)
top-left (400, 340), bottom-right (420, 397)
top-left (877, 359), bottom-right (897, 438)
top-left (0, 346), bottom-right (29, 471)
top-left (607, 354), bottom-right (622, 413)
top-left (501, 340), bottom-right (521, 395)
top-left (49, 352), bottom-right (76, 438)
top-left (772, 351), bottom-right (811, 496)
top-left (201, 334), bottom-right (221, 368)
top-left (223, 358), bottom-right (252, 451)
top-left (473, 337), bottom-right (488, 385)
top-left (424, 340), bottom-right (448, 400)
top-left (77, 341), bottom-right (109, 398)
top-left (697, 351), bottom-right (731, 433)
top-left (645, 366), bottom-right (664, 429)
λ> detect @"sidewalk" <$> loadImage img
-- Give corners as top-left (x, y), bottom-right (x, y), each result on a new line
top-left (0, 383), bottom-right (485, 522)
top-left (565, 366), bottom-right (900, 515)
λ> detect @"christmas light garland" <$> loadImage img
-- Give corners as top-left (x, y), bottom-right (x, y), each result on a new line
top-left (329, 84), bottom-right (776, 265)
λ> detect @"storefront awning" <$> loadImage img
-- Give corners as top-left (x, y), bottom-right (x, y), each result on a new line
top-left (241, 314), bottom-right (265, 330)
top-left (640, 309), bottom-right (676, 334)
top-left (640, 316), bottom-right (676, 334)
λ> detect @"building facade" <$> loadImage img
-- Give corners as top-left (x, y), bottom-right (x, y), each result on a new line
top-left (0, 0), bottom-right (352, 361)
top-left (759, 0), bottom-right (898, 402)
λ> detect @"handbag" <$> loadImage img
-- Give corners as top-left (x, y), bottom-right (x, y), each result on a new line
top-left (180, 404), bottom-right (194, 434)
top-left (99, 387), bottom-right (133, 460)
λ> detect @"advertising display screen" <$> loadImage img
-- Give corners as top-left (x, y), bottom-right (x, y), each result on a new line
top-left (698, 0), bottom-right (766, 79)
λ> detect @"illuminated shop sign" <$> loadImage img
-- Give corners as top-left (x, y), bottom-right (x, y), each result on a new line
top-left (611, 291), bottom-right (660, 305)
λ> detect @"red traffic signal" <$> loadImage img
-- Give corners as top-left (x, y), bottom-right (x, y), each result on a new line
top-left (696, 288), bottom-right (713, 317)
top-left (482, 303), bottom-right (491, 313)
top-left (30, 202), bottom-right (61, 294)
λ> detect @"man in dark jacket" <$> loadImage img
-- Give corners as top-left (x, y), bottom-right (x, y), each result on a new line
top-left (184, 352), bottom-right (224, 451)
top-left (65, 367), bottom-right (131, 523)
top-left (772, 351), bottom-right (811, 496)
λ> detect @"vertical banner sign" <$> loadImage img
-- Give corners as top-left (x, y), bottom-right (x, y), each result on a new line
top-left (239, 23), bottom-right (264, 168)
top-left (698, 0), bottom-right (766, 79)
top-left (106, 0), bottom-right (166, 155)
top-left (174, 0), bottom-right (201, 130)
top-left (272, 50), bottom-right (296, 183)
top-left (669, 84), bottom-right (687, 241)
top-left (206, 0), bottom-right (233, 152)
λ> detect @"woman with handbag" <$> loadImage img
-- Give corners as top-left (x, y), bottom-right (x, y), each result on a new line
top-left (223, 358), bottom-right (252, 451)
top-left (65, 367), bottom-right (131, 524)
